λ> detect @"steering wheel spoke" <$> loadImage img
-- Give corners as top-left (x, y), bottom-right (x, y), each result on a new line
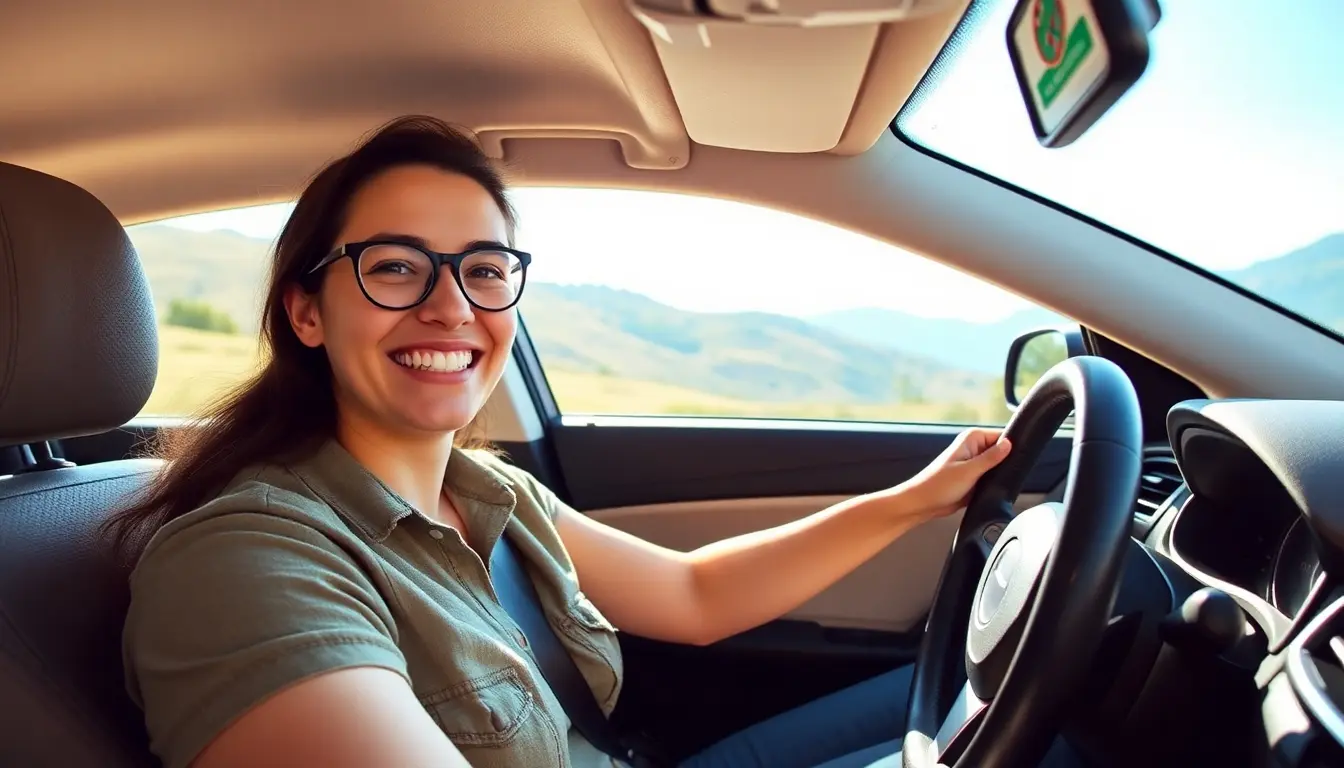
top-left (931, 681), bottom-right (987, 764)
top-left (967, 508), bottom-right (1013, 562)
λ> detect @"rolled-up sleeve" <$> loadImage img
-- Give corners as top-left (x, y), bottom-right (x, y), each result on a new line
top-left (123, 497), bottom-right (408, 768)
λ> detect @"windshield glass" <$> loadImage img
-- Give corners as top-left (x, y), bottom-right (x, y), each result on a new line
top-left (898, 0), bottom-right (1344, 335)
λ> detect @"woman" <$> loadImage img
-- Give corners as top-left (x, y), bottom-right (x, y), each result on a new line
top-left (114, 115), bottom-right (1012, 768)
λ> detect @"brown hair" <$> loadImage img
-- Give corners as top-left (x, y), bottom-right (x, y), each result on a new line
top-left (105, 115), bottom-right (517, 554)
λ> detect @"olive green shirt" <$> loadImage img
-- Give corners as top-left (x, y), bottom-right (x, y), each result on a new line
top-left (123, 440), bottom-right (625, 768)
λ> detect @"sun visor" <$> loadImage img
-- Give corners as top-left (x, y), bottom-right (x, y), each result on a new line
top-left (628, 0), bottom-right (964, 153)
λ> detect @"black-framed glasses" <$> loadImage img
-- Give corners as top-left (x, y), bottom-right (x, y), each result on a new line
top-left (307, 239), bottom-right (531, 311)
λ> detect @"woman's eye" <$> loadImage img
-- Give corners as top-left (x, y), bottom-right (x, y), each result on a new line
top-left (466, 265), bottom-right (504, 280)
top-left (369, 260), bottom-right (414, 274)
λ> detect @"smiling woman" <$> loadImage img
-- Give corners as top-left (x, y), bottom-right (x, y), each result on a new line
top-left (105, 114), bottom-right (1020, 768)
top-left (113, 117), bottom-right (562, 768)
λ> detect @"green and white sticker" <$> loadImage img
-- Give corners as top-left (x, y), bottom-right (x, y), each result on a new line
top-left (1012, 0), bottom-right (1112, 135)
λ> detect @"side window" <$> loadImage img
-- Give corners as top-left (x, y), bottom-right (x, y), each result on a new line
top-left (511, 188), bottom-right (1063, 427)
top-left (127, 207), bottom-right (283, 416)
top-left (128, 190), bottom-right (1063, 426)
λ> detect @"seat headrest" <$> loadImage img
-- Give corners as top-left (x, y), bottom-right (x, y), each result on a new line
top-left (0, 162), bottom-right (158, 445)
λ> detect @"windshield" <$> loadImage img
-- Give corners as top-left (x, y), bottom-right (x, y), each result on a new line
top-left (898, 0), bottom-right (1344, 335)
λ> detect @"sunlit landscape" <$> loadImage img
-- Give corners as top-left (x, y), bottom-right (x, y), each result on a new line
top-left (132, 196), bottom-right (1343, 428)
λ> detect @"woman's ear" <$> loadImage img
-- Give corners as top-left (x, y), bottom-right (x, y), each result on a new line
top-left (283, 284), bottom-right (325, 349)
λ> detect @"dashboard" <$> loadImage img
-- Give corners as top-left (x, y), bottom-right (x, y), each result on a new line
top-left (1155, 471), bottom-right (1318, 637)
top-left (1175, 493), bottom-right (1323, 618)
top-left (1137, 399), bottom-right (1344, 767)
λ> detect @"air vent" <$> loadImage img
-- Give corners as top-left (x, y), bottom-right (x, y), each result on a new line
top-left (1132, 449), bottom-right (1184, 538)
top-left (1136, 452), bottom-right (1183, 515)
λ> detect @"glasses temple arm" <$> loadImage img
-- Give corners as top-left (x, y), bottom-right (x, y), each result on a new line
top-left (307, 246), bottom-right (346, 275)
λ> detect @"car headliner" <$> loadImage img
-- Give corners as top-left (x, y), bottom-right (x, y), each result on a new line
top-left (2, 0), bottom-right (963, 222)
top-left (6, 0), bottom-right (1344, 403)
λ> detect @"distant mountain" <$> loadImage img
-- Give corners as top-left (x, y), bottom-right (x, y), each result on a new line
top-left (807, 306), bottom-right (1068, 374)
top-left (1221, 234), bottom-right (1344, 332)
top-left (807, 233), bottom-right (1344, 368)
top-left (522, 284), bottom-right (989, 404)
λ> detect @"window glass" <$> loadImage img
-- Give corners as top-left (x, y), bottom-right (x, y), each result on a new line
top-left (130, 189), bottom-right (1063, 425)
top-left (899, 0), bottom-right (1344, 336)
top-left (128, 219), bottom-right (275, 416)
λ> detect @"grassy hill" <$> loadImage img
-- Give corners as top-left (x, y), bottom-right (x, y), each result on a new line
top-left (127, 223), bottom-right (1344, 424)
top-left (522, 284), bottom-right (993, 406)
top-left (146, 324), bottom-right (1004, 423)
top-left (128, 225), bottom-right (1010, 423)
top-left (541, 368), bottom-right (999, 423)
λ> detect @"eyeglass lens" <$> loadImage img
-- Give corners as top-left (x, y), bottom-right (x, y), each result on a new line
top-left (356, 244), bottom-right (524, 309)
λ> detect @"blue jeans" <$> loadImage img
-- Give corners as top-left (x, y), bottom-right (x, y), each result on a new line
top-left (679, 664), bottom-right (1085, 768)
top-left (680, 665), bottom-right (911, 768)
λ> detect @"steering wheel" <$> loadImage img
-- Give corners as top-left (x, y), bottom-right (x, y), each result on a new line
top-left (901, 356), bottom-right (1143, 768)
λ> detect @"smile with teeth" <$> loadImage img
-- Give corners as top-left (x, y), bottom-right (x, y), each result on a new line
top-left (393, 349), bottom-right (476, 373)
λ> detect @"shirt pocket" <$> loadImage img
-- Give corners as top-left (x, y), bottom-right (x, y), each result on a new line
top-left (556, 590), bottom-right (624, 712)
top-left (419, 665), bottom-right (538, 748)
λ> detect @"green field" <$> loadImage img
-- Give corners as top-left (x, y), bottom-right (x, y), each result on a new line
top-left (145, 325), bottom-right (1011, 426)
top-left (143, 325), bottom-right (263, 416)
top-left (540, 369), bottom-right (1009, 424)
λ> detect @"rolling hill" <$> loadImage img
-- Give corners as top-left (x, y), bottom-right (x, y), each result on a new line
top-left (125, 223), bottom-right (1344, 421)
top-left (521, 283), bottom-right (991, 405)
top-left (126, 224), bottom-right (1007, 419)
top-left (127, 224), bottom-right (1001, 413)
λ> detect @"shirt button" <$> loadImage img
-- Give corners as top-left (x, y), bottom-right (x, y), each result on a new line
top-left (428, 529), bottom-right (444, 540)
top-left (517, 630), bottom-right (529, 648)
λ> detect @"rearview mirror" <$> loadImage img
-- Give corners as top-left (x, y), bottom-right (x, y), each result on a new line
top-left (1006, 0), bottom-right (1161, 148)
top-left (1004, 327), bottom-right (1086, 408)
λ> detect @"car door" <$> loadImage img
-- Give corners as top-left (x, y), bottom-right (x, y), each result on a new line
top-left (52, 190), bottom-right (1080, 756)
top-left (465, 187), bottom-right (1079, 750)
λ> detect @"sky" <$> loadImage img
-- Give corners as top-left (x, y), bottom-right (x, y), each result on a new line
top-left (158, 0), bottom-right (1343, 323)
top-left (901, 0), bottom-right (1344, 269)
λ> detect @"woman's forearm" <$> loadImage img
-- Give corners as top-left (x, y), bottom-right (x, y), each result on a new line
top-left (560, 430), bottom-right (1006, 647)
top-left (684, 485), bottom-right (926, 645)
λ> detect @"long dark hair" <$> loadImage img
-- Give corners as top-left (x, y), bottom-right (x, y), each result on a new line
top-left (105, 115), bottom-right (518, 554)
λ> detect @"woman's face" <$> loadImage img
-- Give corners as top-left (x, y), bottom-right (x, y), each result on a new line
top-left (285, 164), bottom-right (517, 440)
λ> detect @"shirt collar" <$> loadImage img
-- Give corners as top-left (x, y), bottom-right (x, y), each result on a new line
top-left (288, 439), bottom-right (517, 543)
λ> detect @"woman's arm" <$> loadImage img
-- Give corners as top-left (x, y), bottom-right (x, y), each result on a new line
top-left (193, 668), bottom-right (470, 768)
top-left (556, 428), bottom-right (1010, 646)
top-left (126, 506), bottom-right (468, 768)
top-left (556, 487), bottom-right (920, 646)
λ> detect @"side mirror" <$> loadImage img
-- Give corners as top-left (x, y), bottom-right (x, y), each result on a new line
top-left (1004, 326), bottom-right (1087, 409)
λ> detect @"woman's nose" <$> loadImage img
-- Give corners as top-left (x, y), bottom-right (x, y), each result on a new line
top-left (414, 271), bottom-right (475, 327)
